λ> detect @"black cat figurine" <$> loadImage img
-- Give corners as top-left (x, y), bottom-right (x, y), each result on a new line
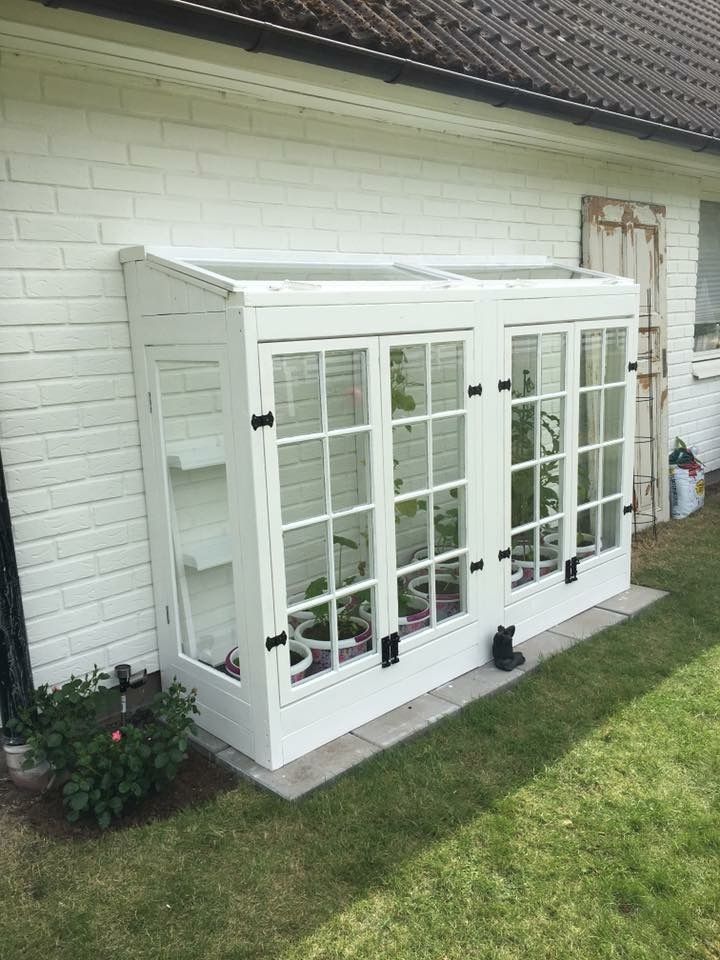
top-left (492, 624), bottom-right (525, 671)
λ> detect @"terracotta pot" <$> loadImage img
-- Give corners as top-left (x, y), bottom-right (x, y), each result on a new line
top-left (3, 741), bottom-right (52, 792)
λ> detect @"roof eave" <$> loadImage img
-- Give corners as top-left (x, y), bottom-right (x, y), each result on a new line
top-left (39, 0), bottom-right (720, 156)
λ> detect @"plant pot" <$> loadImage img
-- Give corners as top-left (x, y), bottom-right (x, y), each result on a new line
top-left (295, 616), bottom-right (372, 669)
top-left (512, 544), bottom-right (559, 582)
top-left (408, 573), bottom-right (461, 620)
top-left (224, 638), bottom-right (312, 684)
top-left (3, 740), bottom-right (52, 792)
top-left (287, 610), bottom-right (314, 630)
top-left (397, 595), bottom-right (431, 637)
top-left (510, 561), bottom-right (524, 587)
top-left (543, 531), bottom-right (597, 559)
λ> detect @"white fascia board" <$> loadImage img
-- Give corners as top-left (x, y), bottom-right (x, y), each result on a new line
top-left (3, 0), bottom-right (720, 183)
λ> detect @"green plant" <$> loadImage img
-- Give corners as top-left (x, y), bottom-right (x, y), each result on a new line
top-left (12, 667), bottom-right (109, 772)
top-left (511, 368), bottom-right (562, 530)
top-left (62, 681), bottom-right (198, 829)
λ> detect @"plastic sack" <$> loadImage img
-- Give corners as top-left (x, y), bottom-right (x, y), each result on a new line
top-left (669, 438), bottom-right (705, 519)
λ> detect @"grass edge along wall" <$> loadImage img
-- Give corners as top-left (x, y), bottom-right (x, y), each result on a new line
top-left (124, 249), bottom-right (639, 770)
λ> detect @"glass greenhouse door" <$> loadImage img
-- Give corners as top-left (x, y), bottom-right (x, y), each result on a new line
top-left (260, 331), bottom-right (477, 706)
top-left (506, 320), bottom-right (633, 601)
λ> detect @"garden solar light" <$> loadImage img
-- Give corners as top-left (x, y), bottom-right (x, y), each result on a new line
top-left (115, 663), bottom-right (147, 723)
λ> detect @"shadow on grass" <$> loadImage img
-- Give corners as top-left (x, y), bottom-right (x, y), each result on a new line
top-left (10, 500), bottom-right (720, 960)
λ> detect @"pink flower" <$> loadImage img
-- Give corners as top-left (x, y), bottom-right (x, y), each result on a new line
top-left (111, 730), bottom-right (122, 742)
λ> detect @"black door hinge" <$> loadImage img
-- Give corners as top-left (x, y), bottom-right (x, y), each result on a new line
top-left (381, 632), bottom-right (400, 668)
top-left (623, 503), bottom-right (633, 515)
top-left (498, 547), bottom-right (511, 561)
top-left (628, 361), bottom-right (638, 372)
top-left (265, 630), bottom-right (287, 652)
top-left (467, 383), bottom-right (482, 398)
top-left (470, 558), bottom-right (484, 573)
top-left (251, 411), bottom-right (275, 430)
top-left (498, 378), bottom-right (512, 392)
top-left (565, 556), bottom-right (579, 584)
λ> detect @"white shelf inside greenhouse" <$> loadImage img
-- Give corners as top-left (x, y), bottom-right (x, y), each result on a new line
top-left (166, 438), bottom-right (225, 471)
top-left (181, 535), bottom-right (232, 572)
top-left (123, 247), bottom-right (639, 772)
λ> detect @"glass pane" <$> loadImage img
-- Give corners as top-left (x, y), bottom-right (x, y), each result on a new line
top-left (604, 329), bottom-right (627, 383)
top-left (602, 443), bottom-right (623, 498)
top-left (576, 507), bottom-right (598, 564)
top-left (273, 353), bottom-right (322, 439)
top-left (512, 402), bottom-right (536, 465)
top-left (390, 345), bottom-right (427, 419)
top-left (577, 449), bottom-right (599, 506)
top-left (435, 563), bottom-right (464, 624)
top-left (432, 416), bottom-right (465, 486)
top-left (395, 496), bottom-right (429, 568)
top-left (512, 529), bottom-right (537, 587)
top-left (541, 333), bottom-right (566, 393)
top-left (278, 440), bottom-right (325, 524)
top-left (601, 499), bottom-right (621, 552)
top-left (540, 397), bottom-right (563, 457)
top-left (329, 433), bottom-right (370, 512)
top-left (158, 360), bottom-right (238, 676)
top-left (285, 621), bottom-right (314, 686)
top-left (431, 341), bottom-right (463, 413)
top-left (511, 466), bottom-right (535, 528)
top-left (512, 335), bottom-right (538, 399)
top-left (393, 421), bottom-right (428, 494)
top-left (579, 390), bottom-right (601, 447)
top-left (293, 601), bottom-right (332, 679)
top-left (325, 350), bottom-right (368, 430)
top-left (334, 512), bottom-right (372, 590)
top-left (434, 486), bottom-right (463, 555)
top-left (580, 330), bottom-right (603, 387)
top-left (539, 521), bottom-right (562, 577)
top-left (603, 386), bottom-right (625, 441)
top-left (539, 459), bottom-right (562, 519)
top-left (284, 522), bottom-right (328, 608)
top-left (338, 592), bottom-right (374, 667)
top-left (397, 576), bottom-right (431, 638)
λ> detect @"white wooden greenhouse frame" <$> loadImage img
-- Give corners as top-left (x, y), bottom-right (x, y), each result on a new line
top-left (121, 248), bottom-right (639, 770)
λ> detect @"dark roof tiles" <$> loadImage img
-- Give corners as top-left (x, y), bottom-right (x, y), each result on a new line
top-left (210, 0), bottom-right (720, 137)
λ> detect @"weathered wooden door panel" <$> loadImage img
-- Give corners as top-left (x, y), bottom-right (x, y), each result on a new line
top-left (581, 197), bottom-right (668, 526)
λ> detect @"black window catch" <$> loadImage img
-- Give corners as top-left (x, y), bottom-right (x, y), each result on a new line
top-left (470, 558), bottom-right (484, 573)
top-left (251, 411), bottom-right (275, 430)
top-left (467, 383), bottom-right (483, 398)
top-left (628, 361), bottom-right (638, 372)
top-left (498, 378), bottom-right (511, 392)
top-left (381, 632), bottom-right (400, 668)
top-left (498, 547), bottom-right (511, 561)
top-left (565, 557), bottom-right (579, 584)
top-left (265, 630), bottom-right (287, 652)
top-left (623, 503), bottom-right (633, 515)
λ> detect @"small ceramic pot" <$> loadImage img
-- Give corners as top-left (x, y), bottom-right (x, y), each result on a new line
top-left (3, 741), bottom-right (52, 792)
top-left (397, 596), bottom-right (431, 637)
top-left (408, 573), bottom-right (461, 620)
top-left (512, 544), bottom-right (560, 582)
top-left (295, 616), bottom-right (372, 670)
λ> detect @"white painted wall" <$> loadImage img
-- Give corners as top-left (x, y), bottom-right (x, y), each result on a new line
top-left (0, 45), bottom-right (716, 687)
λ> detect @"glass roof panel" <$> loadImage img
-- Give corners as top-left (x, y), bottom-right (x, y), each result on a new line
top-left (185, 261), bottom-right (422, 283)
top-left (429, 265), bottom-right (586, 281)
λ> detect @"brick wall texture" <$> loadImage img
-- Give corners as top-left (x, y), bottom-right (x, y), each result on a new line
top-left (0, 47), bottom-right (714, 686)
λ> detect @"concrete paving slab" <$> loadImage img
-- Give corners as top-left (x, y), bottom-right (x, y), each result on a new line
top-left (217, 733), bottom-right (380, 801)
top-left (515, 630), bottom-right (579, 671)
top-left (550, 606), bottom-right (627, 640)
top-left (433, 661), bottom-right (525, 706)
top-left (188, 726), bottom-right (228, 758)
top-left (596, 584), bottom-right (668, 617)
top-left (352, 693), bottom-right (459, 749)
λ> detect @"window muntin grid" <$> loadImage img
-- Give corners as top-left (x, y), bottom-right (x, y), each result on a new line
top-left (510, 332), bottom-right (568, 590)
top-left (272, 348), bottom-right (378, 683)
top-left (576, 327), bottom-right (628, 562)
top-left (392, 340), bottom-right (469, 633)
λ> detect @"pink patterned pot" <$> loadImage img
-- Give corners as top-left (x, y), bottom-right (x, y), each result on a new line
top-left (295, 616), bottom-right (372, 670)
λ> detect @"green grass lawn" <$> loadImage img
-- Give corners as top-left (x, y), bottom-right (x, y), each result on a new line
top-left (2, 500), bottom-right (720, 960)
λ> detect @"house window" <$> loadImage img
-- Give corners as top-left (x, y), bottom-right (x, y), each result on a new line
top-left (695, 201), bottom-right (720, 352)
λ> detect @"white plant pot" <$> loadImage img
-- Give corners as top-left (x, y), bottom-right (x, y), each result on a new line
top-left (295, 616), bottom-right (371, 670)
top-left (396, 595), bottom-right (431, 637)
top-left (512, 544), bottom-right (560, 582)
top-left (408, 573), bottom-right (461, 620)
top-left (511, 561), bottom-right (524, 586)
top-left (3, 741), bottom-right (51, 792)
top-left (543, 531), bottom-right (597, 558)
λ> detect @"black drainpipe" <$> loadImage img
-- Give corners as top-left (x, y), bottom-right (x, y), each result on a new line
top-left (0, 447), bottom-right (34, 738)
top-left (40, 0), bottom-right (720, 156)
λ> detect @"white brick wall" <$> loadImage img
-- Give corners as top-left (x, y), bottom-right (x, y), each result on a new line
top-left (0, 48), bottom-right (716, 687)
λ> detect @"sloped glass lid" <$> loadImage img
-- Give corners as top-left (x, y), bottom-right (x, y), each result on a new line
top-left (426, 264), bottom-right (587, 281)
top-left (184, 261), bottom-right (424, 283)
